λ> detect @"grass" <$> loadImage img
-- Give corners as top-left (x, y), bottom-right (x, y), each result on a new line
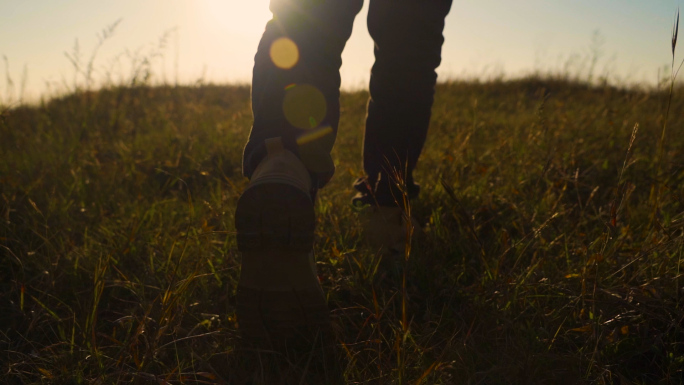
top-left (1, 72), bottom-right (683, 383)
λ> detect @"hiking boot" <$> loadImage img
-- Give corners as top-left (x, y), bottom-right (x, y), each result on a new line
top-left (235, 137), bottom-right (329, 348)
top-left (356, 204), bottom-right (421, 283)
top-left (358, 205), bottom-right (409, 255)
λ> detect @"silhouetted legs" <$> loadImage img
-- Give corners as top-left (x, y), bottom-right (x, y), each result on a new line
top-left (354, 0), bottom-right (452, 205)
top-left (243, 0), bottom-right (452, 205)
top-left (243, 0), bottom-right (363, 191)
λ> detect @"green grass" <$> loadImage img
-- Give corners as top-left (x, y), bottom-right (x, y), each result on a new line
top-left (1, 77), bottom-right (683, 384)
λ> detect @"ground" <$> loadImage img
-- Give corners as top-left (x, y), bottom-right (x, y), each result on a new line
top-left (1, 78), bottom-right (683, 384)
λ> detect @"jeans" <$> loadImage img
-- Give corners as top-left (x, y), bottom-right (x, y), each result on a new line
top-left (242, 0), bottom-right (453, 206)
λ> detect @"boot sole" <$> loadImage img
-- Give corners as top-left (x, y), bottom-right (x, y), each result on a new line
top-left (235, 182), bottom-right (329, 348)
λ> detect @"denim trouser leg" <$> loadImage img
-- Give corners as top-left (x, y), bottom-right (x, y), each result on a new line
top-left (354, 0), bottom-right (453, 206)
top-left (243, 0), bottom-right (452, 205)
top-left (243, 0), bottom-right (363, 189)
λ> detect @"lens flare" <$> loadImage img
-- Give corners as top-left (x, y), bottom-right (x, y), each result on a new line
top-left (282, 84), bottom-right (327, 130)
top-left (296, 125), bottom-right (333, 146)
top-left (270, 37), bottom-right (299, 69)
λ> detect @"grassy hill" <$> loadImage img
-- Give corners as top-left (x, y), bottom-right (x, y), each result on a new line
top-left (1, 79), bottom-right (683, 384)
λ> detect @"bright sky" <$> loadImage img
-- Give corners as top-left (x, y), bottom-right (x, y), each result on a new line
top-left (1, 0), bottom-right (682, 102)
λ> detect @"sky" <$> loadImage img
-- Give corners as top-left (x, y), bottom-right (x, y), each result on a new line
top-left (1, 0), bottom-right (682, 102)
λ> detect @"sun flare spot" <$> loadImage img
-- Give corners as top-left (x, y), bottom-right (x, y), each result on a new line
top-left (282, 84), bottom-right (327, 130)
top-left (270, 37), bottom-right (299, 69)
top-left (296, 126), bottom-right (333, 146)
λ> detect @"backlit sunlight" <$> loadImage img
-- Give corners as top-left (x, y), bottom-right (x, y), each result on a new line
top-left (197, 0), bottom-right (272, 36)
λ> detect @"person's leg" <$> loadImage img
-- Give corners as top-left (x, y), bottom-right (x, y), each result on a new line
top-left (244, 0), bottom-right (364, 190)
top-left (236, 0), bottom-right (363, 348)
top-left (354, 0), bottom-right (452, 207)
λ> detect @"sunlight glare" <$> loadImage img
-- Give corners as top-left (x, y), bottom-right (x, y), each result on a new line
top-left (282, 84), bottom-right (327, 130)
top-left (198, 0), bottom-right (271, 36)
top-left (270, 37), bottom-right (299, 69)
top-left (296, 126), bottom-right (333, 146)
